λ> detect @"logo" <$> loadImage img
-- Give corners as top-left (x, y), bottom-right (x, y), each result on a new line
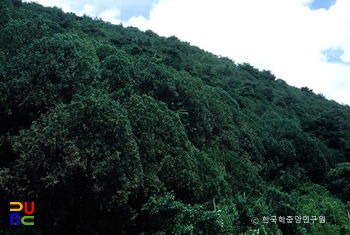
top-left (9, 202), bottom-right (34, 226)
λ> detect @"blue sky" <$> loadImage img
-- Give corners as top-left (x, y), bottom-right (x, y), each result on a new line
top-left (310, 0), bottom-right (336, 10)
top-left (23, 0), bottom-right (350, 105)
top-left (60, 0), bottom-right (158, 21)
top-left (322, 47), bottom-right (350, 64)
top-left (115, 0), bottom-right (156, 21)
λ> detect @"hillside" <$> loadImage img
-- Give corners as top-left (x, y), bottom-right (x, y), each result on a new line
top-left (1, 0), bottom-right (350, 234)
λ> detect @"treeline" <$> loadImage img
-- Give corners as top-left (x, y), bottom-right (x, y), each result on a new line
top-left (0, 0), bottom-right (350, 234)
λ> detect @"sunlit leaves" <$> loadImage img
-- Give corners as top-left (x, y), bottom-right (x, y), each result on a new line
top-left (141, 193), bottom-right (239, 234)
top-left (292, 183), bottom-right (350, 234)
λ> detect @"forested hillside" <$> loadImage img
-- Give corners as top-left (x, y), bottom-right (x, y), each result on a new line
top-left (1, 0), bottom-right (350, 234)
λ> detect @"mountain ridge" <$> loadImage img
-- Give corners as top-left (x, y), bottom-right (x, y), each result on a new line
top-left (1, 0), bottom-right (350, 234)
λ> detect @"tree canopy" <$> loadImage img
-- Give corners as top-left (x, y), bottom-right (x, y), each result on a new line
top-left (1, 1), bottom-right (350, 234)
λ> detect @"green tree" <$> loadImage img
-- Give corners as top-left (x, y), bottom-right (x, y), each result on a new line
top-left (1, 33), bottom-right (98, 133)
top-left (0, 89), bottom-right (143, 233)
top-left (326, 163), bottom-right (350, 203)
top-left (133, 56), bottom-right (178, 106)
top-left (141, 193), bottom-right (238, 234)
top-left (99, 52), bottom-right (134, 101)
top-left (124, 95), bottom-right (201, 202)
top-left (0, 0), bottom-right (11, 27)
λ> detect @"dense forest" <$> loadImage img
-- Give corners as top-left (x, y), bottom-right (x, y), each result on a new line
top-left (1, 0), bottom-right (350, 234)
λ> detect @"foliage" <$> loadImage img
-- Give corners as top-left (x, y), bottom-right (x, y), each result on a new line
top-left (1, 1), bottom-right (350, 234)
top-left (1, 89), bottom-right (143, 233)
top-left (326, 163), bottom-right (350, 203)
top-left (292, 183), bottom-right (350, 235)
top-left (141, 193), bottom-right (238, 234)
top-left (1, 32), bottom-right (98, 133)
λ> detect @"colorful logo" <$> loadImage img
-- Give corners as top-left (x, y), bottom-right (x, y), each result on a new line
top-left (9, 202), bottom-right (35, 226)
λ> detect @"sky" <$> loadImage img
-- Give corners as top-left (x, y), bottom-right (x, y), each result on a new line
top-left (23, 0), bottom-right (350, 106)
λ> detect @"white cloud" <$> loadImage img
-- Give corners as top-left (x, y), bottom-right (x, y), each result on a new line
top-left (23, 0), bottom-right (73, 12)
top-left (126, 0), bottom-right (350, 105)
top-left (76, 4), bottom-right (96, 16)
top-left (22, 0), bottom-right (350, 105)
top-left (98, 9), bottom-right (121, 24)
top-left (125, 15), bottom-right (149, 29)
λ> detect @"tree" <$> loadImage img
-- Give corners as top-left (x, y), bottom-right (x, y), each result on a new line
top-left (132, 56), bottom-right (177, 106)
top-left (1, 33), bottom-right (99, 133)
top-left (99, 52), bottom-right (134, 101)
top-left (0, 90), bottom-right (143, 233)
top-left (124, 95), bottom-right (201, 202)
top-left (141, 193), bottom-right (239, 234)
top-left (259, 69), bottom-right (276, 80)
top-left (0, 0), bottom-right (11, 27)
top-left (300, 86), bottom-right (313, 93)
top-left (326, 163), bottom-right (350, 202)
